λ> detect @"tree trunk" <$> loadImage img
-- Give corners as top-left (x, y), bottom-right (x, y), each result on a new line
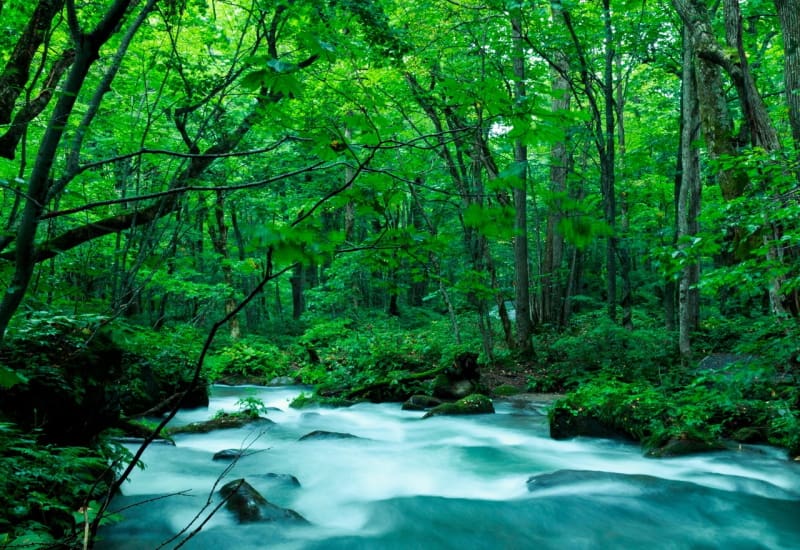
top-left (675, 0), bottom-right (787, 316)
top-left (0, 0), bottom-right (65, 125)
top-left (510, 13), bottom-right (534, 355)
top-left (678, 25), bottom-right (702, 361)
top-left (542, 51), bottom-right (571, 328)
top-left (774, 0), bottom-right (800, 150)
top-left (290, 263), bottom-right (305, 320)
top-left (208, 190), bottom-right (240, 339)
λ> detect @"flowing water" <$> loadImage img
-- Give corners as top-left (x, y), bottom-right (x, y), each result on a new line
top-left (98, 385), bottom-right (800, 549)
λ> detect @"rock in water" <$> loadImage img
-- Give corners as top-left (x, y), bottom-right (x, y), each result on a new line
top-left (213, 449), bottom-right (261, 461)
top-left (422, 394), bottom-right (494, 418)
top-left (260, 473), bottom-right (301, 488)
top-left (298, 430), bottom-right (361, 441)
top-left (401, 395), bottom-right (444, 411)
top-left (219, 479), bottom-right (307, 524)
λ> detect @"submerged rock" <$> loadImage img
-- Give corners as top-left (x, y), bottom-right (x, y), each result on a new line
top-left (401, 395), bottom-right (444, 411)
top-left (298, 430), bottom-right (361, 441)
top-left (258, 473), bottom-right (301, 488)
top-left (219, 479), bottom-right (307, 524)
top-left (526, 469), bottom-right (661, 492)
top-left (422, 394), bottom-right (494, 419)
top-left (212, 449), bottom-right (262, 461)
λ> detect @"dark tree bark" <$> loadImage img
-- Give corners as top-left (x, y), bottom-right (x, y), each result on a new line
top-left (510, 11), bottom-right (534, 356)
top-left (541, 16), bottom-right (571, 329)
top-left (775, 0), bottom-right (800, 150)
top-left (674, 0), bottom-right (788, 316)
top-left (0, 0), bottom-right (65, 125)
top-left (0, 49), bottom-right (75, 159)
top-left (290, 263), bottom-right (305, 320)
top-left (678, 25), bottom-right (702, 361)
top-left (208, 190), bottom-right (240, 339)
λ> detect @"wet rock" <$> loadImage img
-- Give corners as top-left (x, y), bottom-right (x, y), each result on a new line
top-left (422, 394), bottom-right (494, 419)
top-left (646, 437), bottom-right (725, 458)
top-left (257, 473), bottom-right (301, 488)
top-left (549, 407), bottom-right (630, 441)
top-left (298, 430), bottom-right (361, 441)
top-left (213, 449), bottom-right (262, 461)
top-left (431, 352), bottom-right (481, 400)
top-left (170, 412), bottom-right (274, 434)
top-left (219, 479), bottom-right (307, 524)
top-left (401, 395), bottom-right (444, 411)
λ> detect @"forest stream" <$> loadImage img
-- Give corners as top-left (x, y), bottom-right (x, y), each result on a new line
top-left (98, 385), bottom-right (800, 549)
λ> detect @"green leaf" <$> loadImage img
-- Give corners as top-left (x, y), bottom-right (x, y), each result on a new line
top-left (0, 365), bottom-right (27, 388)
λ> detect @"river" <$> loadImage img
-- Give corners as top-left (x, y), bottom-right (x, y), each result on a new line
top-left (98, 385), bottom-right (800, 549)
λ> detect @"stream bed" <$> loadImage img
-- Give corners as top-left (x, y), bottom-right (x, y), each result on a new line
top-left (98, 385), bottom-right (800, 549)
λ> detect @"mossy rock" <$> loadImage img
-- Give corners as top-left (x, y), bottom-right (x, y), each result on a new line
top-left (422, 394), bottom-right (494, 419)
top-left (645, 437), bottom-right (725, 458)
top-left (402, 394), bottom-right (444, 411)
top-left (171, 411), bottom-right (273, 434)
top-left (549, 407), bottom-right (632, 441)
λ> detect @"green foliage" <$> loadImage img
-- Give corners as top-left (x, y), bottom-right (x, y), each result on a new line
top-left (541, 313), bottom-right (679, 383)
top-left (0, 423), bottom-right (122, 547)
top-left (205, 337), bottom-right (295, 383)
top-left (235, 396), bottom-right (270, 417)
top-left (0, 364), bottom-right (26, 388)
top-left (553, 362), bottom-right (800, 454)
top-left (294, 313), bottom-right (461, 395)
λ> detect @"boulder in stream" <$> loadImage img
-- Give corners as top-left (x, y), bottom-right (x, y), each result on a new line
top-left (220, 479), bottom-right (308, 524)
top-left (213, 448), bottom-right (262, 461)
top-left (298, 430), bottom-right (362, 441)
top-left (645, 437), bottom-right (725, 458)
top-left (526, 469), bottom-right (662, 493)
top-left (549, 407), bottom-right (630, 441)
top-left (258, 473), bottom-right (301, 488)
top-left (170, 412), bottom-right (274, 434)
top-left (422, 394), bottom-right (494, 418)
top-left (402, 395), bottom-right (444, 411)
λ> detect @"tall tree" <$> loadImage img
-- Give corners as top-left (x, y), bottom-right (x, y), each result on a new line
top-left (774, 0), bottom-right (800, 151)
top-left (677, 25), bottom-right (702, 361)
top-left (510, 8), bottom-right (534, 355)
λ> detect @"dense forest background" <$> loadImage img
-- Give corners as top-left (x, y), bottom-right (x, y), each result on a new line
top-left (1, 0), bottom-right (799, 546)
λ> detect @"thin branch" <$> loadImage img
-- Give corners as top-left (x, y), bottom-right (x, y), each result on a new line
top-left (40, 160), bottom-right (332, 220)
top-left (64, 135), bottom-right (309, 179)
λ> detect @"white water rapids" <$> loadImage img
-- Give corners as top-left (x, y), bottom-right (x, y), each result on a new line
top-left (98, 385), bottom-right (800, 549)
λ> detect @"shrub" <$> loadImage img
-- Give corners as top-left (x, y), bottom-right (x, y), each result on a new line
top-left (542, 313), bottom-right (679, 382)
top-left (205, 338), bottom-right (293, 383)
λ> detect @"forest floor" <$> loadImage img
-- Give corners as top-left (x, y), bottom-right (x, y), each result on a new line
top-left (482, 367), bottom-right (531, 391)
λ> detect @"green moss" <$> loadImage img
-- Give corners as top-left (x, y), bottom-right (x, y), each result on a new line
top-left (170, 410), bottom-right (269, 434)
top-left (289, 392), bottom-right (357, 409)
top-left (422, 393), bottom-right (494, 418)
